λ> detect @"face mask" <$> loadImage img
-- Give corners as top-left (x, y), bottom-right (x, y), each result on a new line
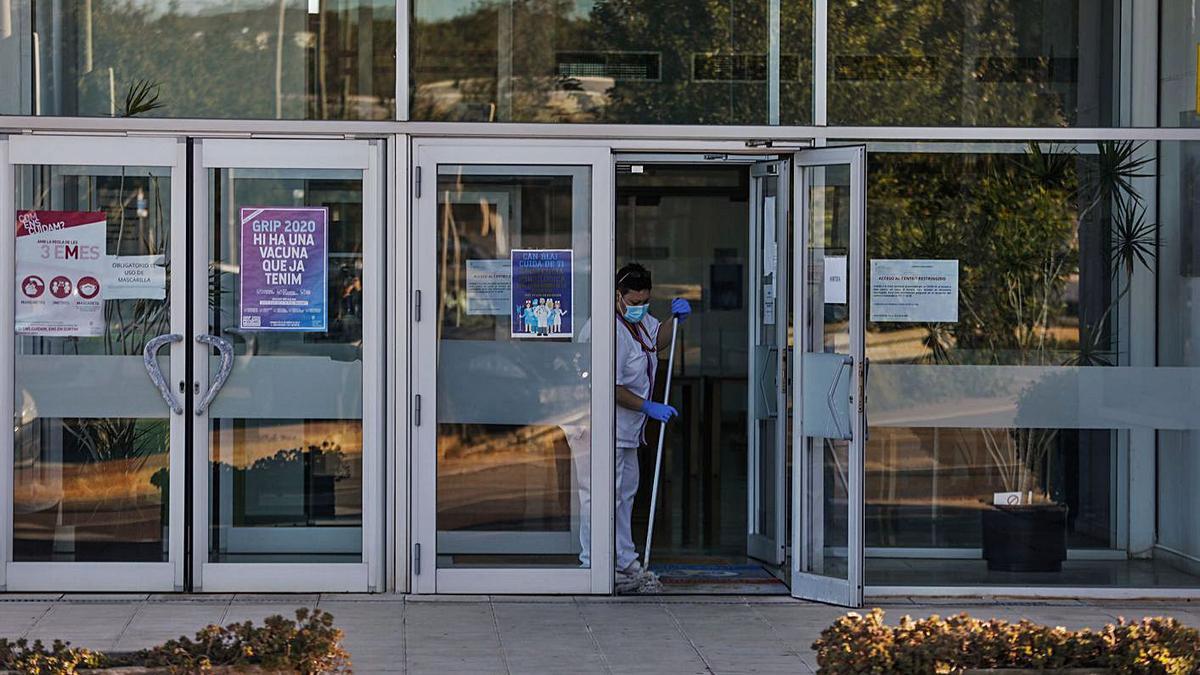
top-left (623, 302), bottom-right (648, 323)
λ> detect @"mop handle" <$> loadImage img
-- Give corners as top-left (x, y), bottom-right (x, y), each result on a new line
top-left (643, 318), bottom-right (679, 569)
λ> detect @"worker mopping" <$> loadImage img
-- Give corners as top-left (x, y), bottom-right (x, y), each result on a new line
top-left (612, 263), bottom-right (690, 594)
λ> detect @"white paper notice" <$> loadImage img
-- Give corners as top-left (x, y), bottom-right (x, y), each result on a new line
top-left (870, 259), bottom-right (959, 323)
top-left (15, 210), bottom-right (107, 337)
top-left (824, 255), bottom-right (847, 304)
top-left (466, 259), bottom-right (511, 315)
top-left (105, 255), bottom-right (167, 300)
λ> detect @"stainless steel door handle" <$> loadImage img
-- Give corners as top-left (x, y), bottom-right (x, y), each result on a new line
top-left (827, 355), bottom-right (853, 441)
top-left (195, 334), bottom-right (234, 416)
top-left (143, 333), bottom-right (183, 415)
top-left (758, 345), bottom-right (779, 418)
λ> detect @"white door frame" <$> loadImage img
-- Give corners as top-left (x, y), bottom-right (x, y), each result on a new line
top-left (2, 134), bottom-right (188, 591)
top-left (410, 139), bottom-right (615, 594)
top-left (191, 138), bottom-right (384, 592)
top-left (790, 146), bottom-right (867, 607)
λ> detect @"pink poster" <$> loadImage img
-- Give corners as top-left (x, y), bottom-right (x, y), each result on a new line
top-left (15, 210), bottom-right (107, 337)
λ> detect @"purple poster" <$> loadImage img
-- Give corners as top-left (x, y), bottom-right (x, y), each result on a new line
top-left (239, 207), bottom-right (328, 331)
top-left (511, 249), bottom-right (573, 339)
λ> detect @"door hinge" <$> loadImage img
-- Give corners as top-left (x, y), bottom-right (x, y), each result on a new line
top-left (414, 394), bottom-right (422, 427)
top-left (414, 289), bottom-right (422, 322)
top-left (414, 166), bottom-right (422, 199)
top-left (413, 543), bottom-right (421, 575)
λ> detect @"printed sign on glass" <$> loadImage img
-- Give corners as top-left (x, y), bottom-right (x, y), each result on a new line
top-left (511, 249), bottom-right (573, 339)
top-left (870, 259), bottom-right (959, 323)
top-left (15, 210), bottom-right (107, 337)
top-left (239, 207), bottom-right (328, 331)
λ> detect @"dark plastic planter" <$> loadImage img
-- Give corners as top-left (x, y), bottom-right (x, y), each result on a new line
top-left (981, 503), bottom-right (1068, 573)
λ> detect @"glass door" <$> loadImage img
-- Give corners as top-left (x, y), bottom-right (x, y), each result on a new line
top-left (411, 142), bottom-right (614, 594)
top-left (191, 139), bottom-right (383, 592)
top-left (2, 135), bottom-right (186, 591)
top-left (747, 160), bottom-right (789, 566)
top-left (791, 147), bottom-right (866, 607)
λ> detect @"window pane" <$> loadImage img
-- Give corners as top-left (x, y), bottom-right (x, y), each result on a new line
top-left (411, 0), bottom-right (810, 125)
top-left (1160, 4), bottom-right (1200, 127)
top-left (1, 0), bottom-right (396, 119)
top-left (829, 2), bottom-right (1120, 127)
top-left (14, 165), bottom-right (173, 563)
top-left (435, 166), bottom-right (592, 568)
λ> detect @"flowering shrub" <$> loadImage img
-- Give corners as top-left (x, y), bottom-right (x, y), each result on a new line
top-left (813, 609), bottom-right (1200, 674)
top-left (0, 608), bottom-right (350, 674)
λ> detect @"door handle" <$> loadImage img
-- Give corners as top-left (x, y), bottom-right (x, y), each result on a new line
top-left (195, 334), bottom-right (234, 416)
top-left (861, 357), bottom-right (870, 441)
top-left (757, 345), bottom-right (778, 418)
top-left (143, 333), bottom-right (183, 415)
top-left (827, 355), bottom-right (853, 441)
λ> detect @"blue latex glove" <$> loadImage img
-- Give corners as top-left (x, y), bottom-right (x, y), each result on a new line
top-left (671, 297), bottom-right (692, 321)
top-left (640, 399), bottom-right (679, 422)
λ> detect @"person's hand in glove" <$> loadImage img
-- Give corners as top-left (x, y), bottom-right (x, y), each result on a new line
top-left (640, 399), bottom-right (679, 422)
top-left (671, 297), bottom-right (692, 321)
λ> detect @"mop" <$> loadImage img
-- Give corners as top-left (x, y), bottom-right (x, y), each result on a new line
top-left (629, 319), bottom-right (680, 593)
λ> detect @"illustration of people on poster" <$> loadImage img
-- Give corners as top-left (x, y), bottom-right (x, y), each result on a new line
top-left (239, 206), bottom-right (328, 331)
top-left (511, 249), bottom-right (573, 339)
top-left (15, 210), bottom-right (107, 337)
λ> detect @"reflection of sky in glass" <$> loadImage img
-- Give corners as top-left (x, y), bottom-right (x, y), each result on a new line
top-left (415, 0), bottom-right (594, 22)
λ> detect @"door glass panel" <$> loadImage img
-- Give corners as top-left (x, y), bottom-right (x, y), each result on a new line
top-left (207, 167), bottom-right (364, 563)
top-left (13, 164), bottom-right (172, 562)
top-left (750, 169), bottom-right (783, 560)
top-left (434, 165), bottom-right (592, 569)
top-left (800, 164), bottom-right (852, 581)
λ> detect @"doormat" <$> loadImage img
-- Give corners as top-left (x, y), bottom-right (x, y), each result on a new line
top-left (645, 563), bottom-right (788, 594)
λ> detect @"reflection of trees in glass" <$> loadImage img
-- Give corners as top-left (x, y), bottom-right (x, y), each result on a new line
top-left (411, 0), bottom-right (810, 124)
top-left (211, 441), bottom-right (354, 526)
top-left (36, 0), bottom-right (395, 119)
top-left (869, 141), bottom-right (1154, 498)
top-left (829, 1), bottom-right (1114, 126)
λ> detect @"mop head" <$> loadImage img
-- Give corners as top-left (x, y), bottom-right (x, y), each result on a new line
top-left (616, 564), bottom-right (663, 594)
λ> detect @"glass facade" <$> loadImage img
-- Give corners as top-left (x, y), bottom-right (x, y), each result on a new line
top-left (3, 2), bottom-right (1200, 599)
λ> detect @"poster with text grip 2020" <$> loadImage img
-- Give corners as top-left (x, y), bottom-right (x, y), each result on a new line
top-left (239, 207), bottom-right (328, 332)
top-left (511, 249), bottom-right (573, 339)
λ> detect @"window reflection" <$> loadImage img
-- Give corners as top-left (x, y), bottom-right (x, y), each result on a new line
top-left (3, 0), bottom-right (395, 119)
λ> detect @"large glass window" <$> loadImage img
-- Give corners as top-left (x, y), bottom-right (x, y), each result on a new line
top-left (858, 142), bottom-right (1200, 587)
top-left (410, 0), bottom-right (811, 125)
top-left (0, 0), bottom-right (396, 119)
top-left (1160, 4), bottom-right (1200, 127)
top-left (829, 2), bottom-right (1120, 127)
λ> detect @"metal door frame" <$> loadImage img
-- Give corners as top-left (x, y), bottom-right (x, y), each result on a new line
top-left (191, 138), bottom-right (384, 592)
top-left (410, 139), bottom-right (615, 594)
top-left (2, 134), bottom-right (188, 591)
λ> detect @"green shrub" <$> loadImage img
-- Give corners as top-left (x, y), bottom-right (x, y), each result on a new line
top-left (812, 609), bottom-right (1200, 674)
top-left (0, 608), bottom-right (350, 674)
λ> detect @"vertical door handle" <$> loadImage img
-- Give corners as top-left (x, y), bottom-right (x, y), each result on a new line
top-left (757, 345), bottom-right (779, 418)
top-left (143, 333), bottom-right (183, 415)
top-left (195, 334), bottom-right (234, 416)
top-left (827, 355), bottom-right (853, 441)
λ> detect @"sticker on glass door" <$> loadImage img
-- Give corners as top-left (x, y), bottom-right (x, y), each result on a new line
top-left (239, 206), bottom-right (329, 331)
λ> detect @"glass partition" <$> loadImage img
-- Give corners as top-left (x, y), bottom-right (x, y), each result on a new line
top-left (0, 0), bottom-right (396, 119)
top-left (858, 141), bottom-right (1200, 588)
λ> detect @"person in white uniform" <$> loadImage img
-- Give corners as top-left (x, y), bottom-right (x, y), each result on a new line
top-left (612, 262), bottom-right (691, 591)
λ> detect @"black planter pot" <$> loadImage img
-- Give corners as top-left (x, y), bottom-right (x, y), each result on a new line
top-left (981, 503), bottom-right (1068, 573)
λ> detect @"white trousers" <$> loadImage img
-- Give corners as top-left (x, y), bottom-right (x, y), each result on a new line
top-left (567, 428), bottom-right (640, 572)
top-left (614, 445), bottom-right (640, 571)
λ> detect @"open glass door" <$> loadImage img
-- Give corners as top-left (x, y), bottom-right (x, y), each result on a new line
top-left (791, 147), bottom-right (866, 607)
top-left (747, 160), bottom-right (789, 566)
top-left (3, 135), bottom-right (186, 591)
top-left (411, 142), bottom-right (613, 594)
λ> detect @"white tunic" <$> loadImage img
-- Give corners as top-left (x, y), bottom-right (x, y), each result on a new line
top-left (615, 312), bottom-right (660, 448)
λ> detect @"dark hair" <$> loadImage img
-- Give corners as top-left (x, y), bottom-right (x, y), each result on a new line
top-left (616, 262), bottom-right (652, 293)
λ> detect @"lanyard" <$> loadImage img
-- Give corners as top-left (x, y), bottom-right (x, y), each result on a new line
top-left (618, 311), bottom-right (657, 389)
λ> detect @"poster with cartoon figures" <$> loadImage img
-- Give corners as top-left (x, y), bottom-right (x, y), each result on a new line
top-left (15, 210), bottom-right (107, 337)
top-left (511, 249), bottom-right (573, 339)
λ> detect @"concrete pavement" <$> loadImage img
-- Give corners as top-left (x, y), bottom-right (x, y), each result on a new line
top-left (1, 594), bottom-right (1199, 673)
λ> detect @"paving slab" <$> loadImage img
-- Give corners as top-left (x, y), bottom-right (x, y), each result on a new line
top-left (26, 602), bottom-right (141, 651)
